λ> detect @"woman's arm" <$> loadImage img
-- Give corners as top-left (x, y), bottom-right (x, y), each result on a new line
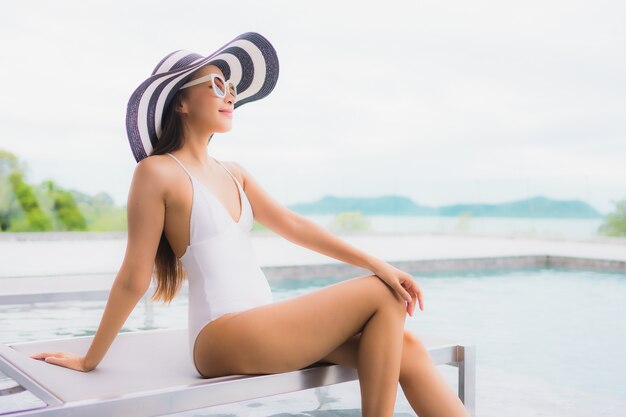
top-left (231, 161), bottom-right (385, 271)
top-left (232, 161), bottom-right (385, 273)
top-left (232, 161), bottom-right (423, 315)
top-left (31, 158), bottom-right (167, 371)
top-left (81, 276), bottom-right (148, 371)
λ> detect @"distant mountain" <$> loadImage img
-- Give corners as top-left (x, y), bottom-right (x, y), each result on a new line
top-left (289, 195), bottom-right (437, 216)
top-left (437, 195), bottom-right (603, 218)
top-left (288, 195), bottom-right (603, 218)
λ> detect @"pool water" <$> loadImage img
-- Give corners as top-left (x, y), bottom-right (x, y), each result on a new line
top-left (2, 267), bottom-right (625, 417)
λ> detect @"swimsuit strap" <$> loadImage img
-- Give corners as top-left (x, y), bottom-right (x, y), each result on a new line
top-left (165, 152), bottom-right (193, 179)
top-left (213, 159), bottom-right (241, 188)
top-left (167, 153), bottom-right (241, 190)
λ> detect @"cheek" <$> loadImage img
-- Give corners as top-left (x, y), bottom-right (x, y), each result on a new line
top-left (189, 98), bottom-right (220, 120)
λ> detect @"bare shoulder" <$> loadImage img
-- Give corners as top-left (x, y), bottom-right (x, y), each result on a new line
top-left (130, 154), bottom-right (179, 201)
top-left (133, 155), bottom-right (169, 183)
top-left (122, 155), bottom-right (177, 292)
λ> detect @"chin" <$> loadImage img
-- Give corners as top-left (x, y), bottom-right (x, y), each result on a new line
top-left (215, 123), bottom-right (233, 133)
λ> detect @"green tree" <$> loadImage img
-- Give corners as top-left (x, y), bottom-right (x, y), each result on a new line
top-left (8, 171), bottom-right (52, 231)
top-left (1, 149), bottom-right (54, 231)
top-left (42, 180), bottom-right (87, 231)
top-left (597, 199), bottom-right (626, 237)
top-left (0, 150), bottom-right (23, 231)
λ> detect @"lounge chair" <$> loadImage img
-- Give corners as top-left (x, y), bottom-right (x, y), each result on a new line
top-left (1, 327), bottom-right (475, 416)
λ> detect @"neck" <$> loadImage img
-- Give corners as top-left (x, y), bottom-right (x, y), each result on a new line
top-left (177, 130), bottom-right (216, 167)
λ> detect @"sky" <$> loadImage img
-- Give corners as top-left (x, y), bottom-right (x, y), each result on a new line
top-left (1, 0), bottom-right (624, 215)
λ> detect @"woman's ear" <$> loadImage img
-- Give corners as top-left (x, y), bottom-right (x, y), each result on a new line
top-left (175, 95), bottom-right (187, 115)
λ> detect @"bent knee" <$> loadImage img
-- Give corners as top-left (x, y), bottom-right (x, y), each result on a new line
top-left (403, 330), bottom-right (429, 358)
top-left (400, 331), bottom-right (432, 380)
top-left (360, 274), bottom-right (407, 313)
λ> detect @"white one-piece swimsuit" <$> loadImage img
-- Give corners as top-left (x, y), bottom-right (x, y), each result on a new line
top-left (165, 153), bottom-right (274, 375)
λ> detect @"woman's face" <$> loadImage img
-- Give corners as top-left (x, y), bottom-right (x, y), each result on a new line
top-left (178, 64), bottom-right (235, 135)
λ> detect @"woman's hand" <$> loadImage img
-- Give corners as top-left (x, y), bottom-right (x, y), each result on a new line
top-left (29, 351), bottom-right (93, 372)
top-left (371, 262), bottom-right (424, 317)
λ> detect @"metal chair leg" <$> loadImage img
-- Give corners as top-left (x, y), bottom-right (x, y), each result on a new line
top-left (457, 344), bottom-right (476, 417)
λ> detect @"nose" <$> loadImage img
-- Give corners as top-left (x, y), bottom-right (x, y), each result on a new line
top-left (223, 87), bottom-right (236, 104)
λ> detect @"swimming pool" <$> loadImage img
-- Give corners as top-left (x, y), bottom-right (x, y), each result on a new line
top-left (2, 267), bottom-right (625, 416)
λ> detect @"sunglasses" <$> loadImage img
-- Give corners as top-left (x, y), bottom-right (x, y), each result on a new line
top-left (180, 73), bottom-right (237, 100)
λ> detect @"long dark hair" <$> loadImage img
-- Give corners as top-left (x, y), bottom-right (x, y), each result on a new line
top-left (147, 69), bottom-right (214, 304)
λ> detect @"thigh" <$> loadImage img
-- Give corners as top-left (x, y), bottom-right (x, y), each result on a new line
top-left (194, 274), bottom-right (407, 377)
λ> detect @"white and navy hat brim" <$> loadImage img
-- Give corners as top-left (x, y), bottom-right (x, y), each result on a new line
top-left (125, 31), bottom-right (279, 163)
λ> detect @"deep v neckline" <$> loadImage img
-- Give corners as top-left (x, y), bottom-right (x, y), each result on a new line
top-left (190, 160), bottom-right (244, 225)
top-left (166, 152), bottom-right (246, 225)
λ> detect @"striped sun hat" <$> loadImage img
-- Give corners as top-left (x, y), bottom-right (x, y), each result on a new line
top-left (125, 31), bottom-right (280, 163)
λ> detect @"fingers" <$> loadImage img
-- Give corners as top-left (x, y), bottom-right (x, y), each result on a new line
top-left (30, 352), bottom-right (52, 359)
top-left (379, 268), bottom-right (425, 317)
top-left (402, 283), bottom-right (415, 316)
top-left (404, 277), bottom-right (424, 316)
top-left (411, 285), bottom-right (423, 312)
top-left (400, 279), bottom-right (417, 316)
top-left (410, 289), bottom-right (417, 315)
top-left (30, 352), bottom-right (64, 360)
top-left (31, 352), bottom-right (53, 360)
top-left (41, 355), bottom-right (66, 367)
top-left (28, 352), bottom-right (86, 372)
top-left (44, 356), bottom-right (71, 368)
top-left (395, 280), bottom-right (412, 304)
top-left (417, 287), bottom-right (424, 311)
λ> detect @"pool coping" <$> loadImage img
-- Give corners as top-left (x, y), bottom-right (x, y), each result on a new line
top-left (263, 253), bottom-right (626, 281)
top-left (1, 254), bottom-right (623, 305)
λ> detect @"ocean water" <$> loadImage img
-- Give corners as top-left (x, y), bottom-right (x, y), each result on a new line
top-left (1, 267), bottom-right (625, 416)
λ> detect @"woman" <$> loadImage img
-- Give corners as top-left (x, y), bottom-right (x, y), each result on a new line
top-left (30, 32), bottom-right (470, 417)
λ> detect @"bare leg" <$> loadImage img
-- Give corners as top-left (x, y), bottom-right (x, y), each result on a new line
top-left (320, 330), bottom-right (471, 417)
top-left (358, 294), bottom-right (407, 416)
top-left (193, 274), bottom-right (407, 417)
